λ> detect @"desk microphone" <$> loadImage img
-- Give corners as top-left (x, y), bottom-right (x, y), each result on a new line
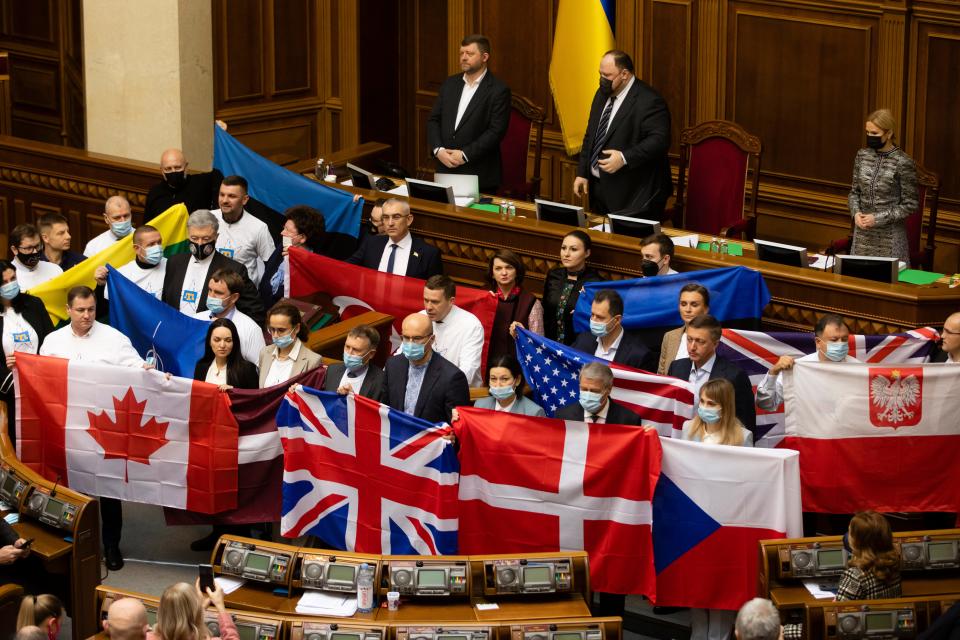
top-left (50, 475), bottom-right (60, 498)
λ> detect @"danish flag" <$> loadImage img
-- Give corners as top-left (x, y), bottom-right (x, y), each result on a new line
top-left (277, 388), bottom-right (459, 554)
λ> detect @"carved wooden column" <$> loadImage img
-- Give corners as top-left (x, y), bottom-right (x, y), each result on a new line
top-left (696, 0), bottom-right (725, 123)
top-left (877, 3), bottom-right (908, 142)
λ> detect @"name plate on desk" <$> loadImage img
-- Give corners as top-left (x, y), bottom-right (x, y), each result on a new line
top-left (287, 620), bottom-right (384, 640)
top-left (215, 536), bottom-right (295, 587)
top-left (393, 625), bottom-right (493, 640)
top-left (21, 486), bottom-right (80, 531)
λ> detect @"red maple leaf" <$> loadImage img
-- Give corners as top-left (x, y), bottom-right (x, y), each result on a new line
top-left (87, 388), bottom-right (170, 481)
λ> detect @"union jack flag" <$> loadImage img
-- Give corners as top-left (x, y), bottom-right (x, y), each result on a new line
top-left (515, 328), bottom-right (694, 436)
top-left (277, 387), bottom-right (459, 554)
top-left (718, 327), bottom-right (939, 447)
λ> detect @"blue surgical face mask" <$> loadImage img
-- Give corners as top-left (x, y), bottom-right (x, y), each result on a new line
top-left (273, 333), bottom-right (295, 349)
top-left (143, 244), bottom-right (164, 265)
top-left (402, 341), bottom-right (426, 361)
top-left (0, 281), bottom-right (20, 300)
top-left (489, 384), bottom-right (516, 401)
top-left (343, 352), bottom-right (366, 371)
top-left (590, 320), bottom-right (610, 337)
top-left (825, 341), bottom-right (849, 362)
top-left (697, 405), bottom-right (721, 424)
top-left (111, 220), bottom-right (133, 238)
top-left (579, 390), bottom-right (605, 415)
top-left (206, 296), bottom-right (226, 315)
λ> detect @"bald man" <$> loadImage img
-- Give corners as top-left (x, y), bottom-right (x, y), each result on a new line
top-left (83, 196), bottom-right (134, 257)
top-left (103, 597), bottom-right (149, 640)
top-left (932, 312), bottom-right (960, 364)
top-left (144, 147), bottom-right (223, 221)
top-left (384, 313), bottom-right (470, 423)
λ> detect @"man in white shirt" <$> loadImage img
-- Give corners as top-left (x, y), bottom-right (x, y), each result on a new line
top-left (9, 224), bottom-right (62, 291)
top-left (192, 269), bottom-right (264, 365)
top-left (420, 274), bottom-right (484, 387)
top-left (755, 314), bottom-right (861, 411)
top-left (640, 233), bottom-right (679, 276)
top-left (38, 285), bottom-right (148, 572)
top-left (95, 225), bottom-right (167, 300)
top-left (83, 196), bottom-right (134, 257)
top-left (211, 175), bottom-right (275, 286)
top-left (345, 198), bottom-right (443, 279)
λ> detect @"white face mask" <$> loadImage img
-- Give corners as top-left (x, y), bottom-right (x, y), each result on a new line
top-left (282, 235), bottom-right (294, 248)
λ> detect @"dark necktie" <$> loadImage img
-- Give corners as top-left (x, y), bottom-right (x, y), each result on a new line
top-left (589, 414), bottom-right (599, 423)
top-left (590, 96), bottom-right (617, 172)
top-left (385, 243), bottom-right (399, 274)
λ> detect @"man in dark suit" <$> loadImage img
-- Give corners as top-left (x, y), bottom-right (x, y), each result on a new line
top-left (573, 50), bottom-right (672, 216)
top-left (346, 199), bottom-right (443, 279)
top-left (161, 209), bottom-right (265, 324)
top-left (426, 34), bottom-right (511, 194)
top-left (572, 289), bottom-right (655, 371)
top-left (930, 311), bottom-right (960, 364)
top-left (384, 313), bottom-right (469, 424)
top-left (145, 147), bottom-right (222, 221)
top-left (323, 324), bottom-right (387, 403)
top-left (668, 314), bottom-right (756, 433)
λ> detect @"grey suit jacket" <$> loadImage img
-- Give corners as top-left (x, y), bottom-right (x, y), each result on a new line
top-left (257, 341), bottom-right (323, 388)
top-left (658, 326), bottom-right (684, 375)
top-left (473, 394), bottom-right (546, 417)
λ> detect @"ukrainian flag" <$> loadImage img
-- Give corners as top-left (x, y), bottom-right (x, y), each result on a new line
top-left (29, 203), bottom-right (190, 325)
top-left (549, 0), bottom-right (616, 155)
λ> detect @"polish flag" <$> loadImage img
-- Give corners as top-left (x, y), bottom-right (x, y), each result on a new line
top-left (781, 362), bottom-right (960, 514)
top-left (653, 437), bottom-right (802, 609)
top-left (15, 353), bottom-right (238, 513)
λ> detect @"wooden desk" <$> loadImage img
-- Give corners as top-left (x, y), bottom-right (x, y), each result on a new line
top-left (374, 601), bottom-right (477, 622)
top-left (470, 596), bottom-right (592, 621)
top-left (313, 179), bottom-right (959, 333)
top-left (224, 585), bottom-right (379, 621)
top-left (771, 576), bottom-right (960, 608)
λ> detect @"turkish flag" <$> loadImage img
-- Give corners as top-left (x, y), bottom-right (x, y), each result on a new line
top-left (288, 248), bottom-right (498, 372)
top-left (454, 408), bottom-right (662, 597)
top-left (15, 354), bottom-right (238, 513)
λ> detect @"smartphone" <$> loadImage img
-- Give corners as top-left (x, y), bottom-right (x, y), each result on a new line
top-left (199, 563), bottom-right (215, 593)
top-left (16, 538), bottom-right (34, 550)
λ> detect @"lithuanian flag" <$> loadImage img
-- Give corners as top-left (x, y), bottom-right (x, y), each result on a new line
top-left (549, 0), bottom-right (616, 155)
top-left (29, 203), bottom-right (190, 325)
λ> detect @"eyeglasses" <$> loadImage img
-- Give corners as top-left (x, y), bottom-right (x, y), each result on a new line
top-left (267, 326), bottom-right (294, 336)
top-left (17, 244), bottom-right (42, 253)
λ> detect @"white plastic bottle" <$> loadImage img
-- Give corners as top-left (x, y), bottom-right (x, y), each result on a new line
top-left (357, 563), bottom-right (374, 613)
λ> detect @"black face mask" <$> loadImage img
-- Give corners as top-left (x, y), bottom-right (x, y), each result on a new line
top-left (599, 76), bottom-right (614, 97)
top-left (164, 170), bottom-right (187, 189)
top-left (189, 240), bottom-right (216, 260)
top-left (17, 252), bottom-right (41, 268)
top-left (641, 259), bottom-right (660, 278)
top-left (866, 135), bottom-right (885, 150)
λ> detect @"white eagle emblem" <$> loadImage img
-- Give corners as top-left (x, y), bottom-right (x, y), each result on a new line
top-left (869, 369), bottom-right (922, 428)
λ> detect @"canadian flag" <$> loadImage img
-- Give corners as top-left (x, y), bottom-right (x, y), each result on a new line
top-left (781, 362), bottom-right (960, 514)
top-left (15, 354), bottom-right (238, 514)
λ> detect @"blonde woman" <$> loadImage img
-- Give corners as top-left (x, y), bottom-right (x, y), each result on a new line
top-left (838, 511), bottom-right (902, 601)
top-left (149, 581), bottom-right (238, 640)
top-left (848, 108), bottom-right (919, 264)
top-left (681, 378), bottom-right (753, 447)
top-left (16, 595), bottom-right (63, 640)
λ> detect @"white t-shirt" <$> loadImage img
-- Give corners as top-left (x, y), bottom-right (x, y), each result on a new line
top-left (39, 321), bottom-right (144, 367)
top-left (15, 260), bottom-right (62, 292)
top-left (1, 308), bottom-right (39, 357)
top-left (192, 306), bottom-right (265, 365)
top-left (83, 229), bottom-right (123, 257)
top-left (212, 209), bottom-right (275, 286)
top-left (179, 253), bottom-right (215, 314)
top-left (755, 352), bottom-right (861, 410)
top-left (105, 258), bottom-right (167, 300)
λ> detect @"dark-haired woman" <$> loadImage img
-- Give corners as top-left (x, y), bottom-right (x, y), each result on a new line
top-left (258, 302), bottom-right (322, 388)
top-left (194, 318), bottom-right (258, 392)
top-left (473, 355), bottom-right (545, 416)
top-left (0, 260), bottom-right (55, 442)
top-left (542, 230), bottom-right (601, 345)
top-left (487, 249), bottom-right (543, 362)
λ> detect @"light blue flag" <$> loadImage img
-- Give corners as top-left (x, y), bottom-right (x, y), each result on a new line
top-left (106, 266), bottom-right (208, 378)
top-left (213, 125), bottom-right (362, 237)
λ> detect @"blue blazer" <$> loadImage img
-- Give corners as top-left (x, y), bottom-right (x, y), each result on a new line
top-left (474, 394), bottom-right (546, 417)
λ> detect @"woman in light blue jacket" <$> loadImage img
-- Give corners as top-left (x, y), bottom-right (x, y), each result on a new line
top-left (473, 354), bottom-right (545, 416)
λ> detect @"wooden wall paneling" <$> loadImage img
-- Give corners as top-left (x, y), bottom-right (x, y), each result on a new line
top-left (58, 0), bottom-right (83, 148)
top-left (336, 0), bottom-right (359, 149)
top-left (646, 0), bottom-right (694, 154)
top-left (696, 0), bottom-right (722, 122)
top-left (407, 0), bottom-right (449, 178)
top-left (215, 0), bottom-right (266, 106)
top-left (876, 6), bottom-right (907, 124)
top-left (272, 0), bottom-right (313, 95)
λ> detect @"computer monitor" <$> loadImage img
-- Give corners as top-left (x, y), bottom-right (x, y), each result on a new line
top-left (405, 177), bottom-right (455, 204)
top-left (433, 173), bottom-right (480, 200)
top-left (346, 163), bottom-right (375, 190)
top-left (607, 214), bottom-right (661, 238)
top-left (754, 239), bottom-right (807, 268)
top-left (534, 199), bottom-right (586, 228)
top-left (834, 255), bottom-right (899, 284)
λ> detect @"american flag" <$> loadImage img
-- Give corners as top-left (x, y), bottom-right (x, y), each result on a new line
top-left (515, 328), bottom-right (694, 436)
top-left (277, 388), bottom-right (459, 554)
top-left (718, 327), bottom-right (939, 447)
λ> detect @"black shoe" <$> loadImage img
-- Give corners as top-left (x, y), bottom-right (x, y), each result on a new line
top-left (190, 530), bottom-right (221, 552)
top-left (104, 545), bottom-right (124, 571)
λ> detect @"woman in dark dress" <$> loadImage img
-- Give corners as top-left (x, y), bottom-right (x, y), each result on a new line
top-left (486, 249), bottom-right (543, 362)
top-left (193, 317), bottom-right (259, 391)
top-left (541, 230), bottom-right (601, 345)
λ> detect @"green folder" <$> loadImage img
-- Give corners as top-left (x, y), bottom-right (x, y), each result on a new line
top-left (898, 269), bottom-right (944, 285)
top-left (469, 203), bottom-right (501, 213)
top-left (696, 241), bottom-right (744, 257)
